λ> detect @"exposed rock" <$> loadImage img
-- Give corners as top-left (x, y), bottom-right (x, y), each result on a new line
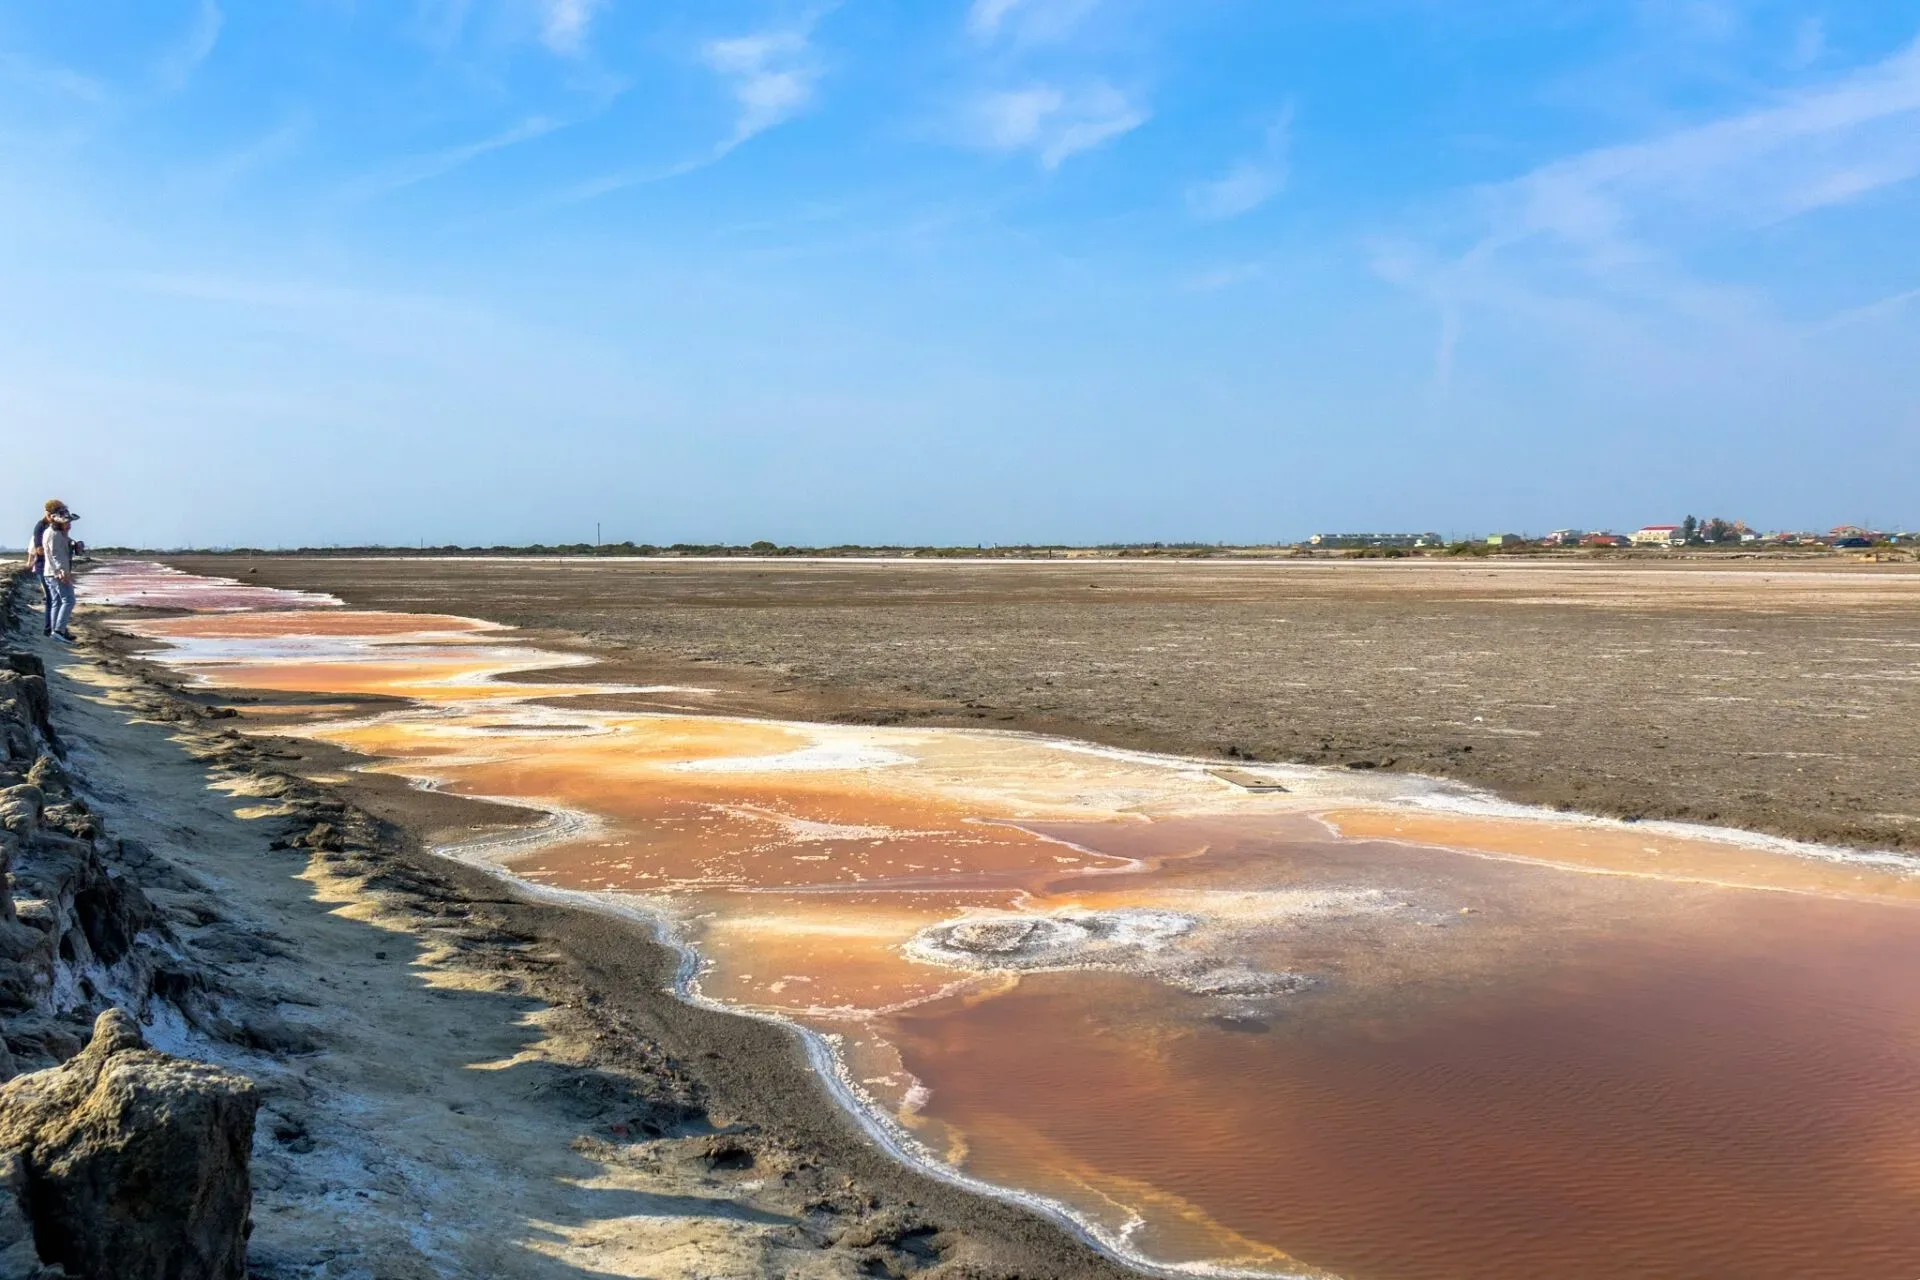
top-left (298, 822), bottom-right (343, 852)
top-left (0, 1010), bottom-right (257, 1280)
top-left (0, 669), bottom-right (54, 755)
top-left (0, 790), bottom-right (39, 839)
top-left (0, 1151), bottom-right (60, 1279)
top-left (0, 635), bottom-right (173, 1076)
top-left (22, 763), bottom-right (64, 803)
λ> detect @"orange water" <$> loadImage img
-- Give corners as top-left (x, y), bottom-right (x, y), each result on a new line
top-left (886, 819), bottom-right (1920, 1278)
top-left (95, 563), bottom-right (1920, 1279)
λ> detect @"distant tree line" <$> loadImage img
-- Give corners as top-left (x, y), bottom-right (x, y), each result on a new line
top-left (89, 541), bottom-right (1266, 559)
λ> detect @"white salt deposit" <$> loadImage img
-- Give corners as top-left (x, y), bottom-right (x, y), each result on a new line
top-left (673, 742), bottom-right (914, 773)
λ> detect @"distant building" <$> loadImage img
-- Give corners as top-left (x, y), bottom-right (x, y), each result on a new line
top-left (1485, 533), bottom-right (1526, 547)
top-left (1541, 529), bottom-right (1584, 546)
top-left (1582, 533), bottom-right (1629, 547)
top-left (1307, 532), bottom-right (1442, 549)
top-left (1630, 525), bottom-right (1683, 546)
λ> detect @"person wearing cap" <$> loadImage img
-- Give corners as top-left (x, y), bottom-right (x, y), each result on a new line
top-left (37, 506), bottom-right (78, 642)
top-left (27, 499), bottom-right (74, 637)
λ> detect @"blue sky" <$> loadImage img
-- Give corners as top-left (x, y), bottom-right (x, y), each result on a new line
top-left (2, 0), bottom-right (1917, 547)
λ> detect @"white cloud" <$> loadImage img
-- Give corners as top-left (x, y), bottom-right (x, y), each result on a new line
top-left (968, 0), bottom-right (1023, 37)
top-left (1493, 37), bottom-right (1920, 254)
top-left (1187, 162), bottom-right (1282, 220)
top-left (967, 0), bottom-right (1105, 45)
top-left (1180, 263), bottom-right (1264, 293)
top-left (538, 0), bottom-right (603, 56)
top-left (1818, 286), bottom-right (1920, 331)
top-left (172, 114), bottom-right (309, 198)
top-left (1641, 0), bottom-right (1742, 43)
top-left (1187, 110), bottom-right (1291, 221)
top-left (155, 0), bottom-right (223, 92)
top-left (532, 25), bottom-right (819, 205)
top-left (355, 116), bottom-right (561, 196)
top-left (972, 86), bottom-right (1061, 147)
top-left (967, 0), bottom-right (1102, 43)
top-left (0, 53), bottom-right (110, 105)
top-left (963, 81), bottom-right (1145, 168)
top-left (702, 29), bottom-right (822, 150)
top-left (1375, 36), bottom-right (1920, 392)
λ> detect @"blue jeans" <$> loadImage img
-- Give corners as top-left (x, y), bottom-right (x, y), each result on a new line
top-left (44, 576), bottom-right (74, 636)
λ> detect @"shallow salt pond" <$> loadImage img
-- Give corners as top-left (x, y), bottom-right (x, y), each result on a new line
top-left (87, 561), bottom-right (1920, 1280)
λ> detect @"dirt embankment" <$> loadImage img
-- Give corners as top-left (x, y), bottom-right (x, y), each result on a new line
top-left (172, 555), bottom-right (1920, 853)
top-left (0, 572), bottom-right (260, 1280)
top-left (1, 574), bottom-right (1129, 1279)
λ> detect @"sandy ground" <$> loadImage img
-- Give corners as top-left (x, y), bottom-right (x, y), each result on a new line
top-left (169, 555), bottom-right (1920, 852)
top-left (29, 615), bottom-right (1133, 1279)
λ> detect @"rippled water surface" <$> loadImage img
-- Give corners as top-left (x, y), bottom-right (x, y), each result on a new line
top-left (89, 561), bottom-right (1920, 1279)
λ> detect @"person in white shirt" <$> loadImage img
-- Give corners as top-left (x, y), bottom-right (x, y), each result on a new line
top-left (40, 511), bottom-right (77, 642)
top-left (26, 499), bottom-right (71, 636)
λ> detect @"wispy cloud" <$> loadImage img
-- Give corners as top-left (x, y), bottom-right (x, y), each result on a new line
top-left (967, 0), bottom-right (1102, 44)
top-left (1489, 37), bottom-right (1920, 255)
top-left (962, 81), bottom-right (1145, 168)
top-left (1377, 36), bottom-right (1920, 391)
top-left (535, 24), bottom-right (822, 208)
top-left (172, 114), bottom-right (310, 199)
top-left (702, 27), bottom-right (823, 152)
top-left (1187, 107), bottom-right (1291, 221)
top-left (0, 52), bottom-right (110, 105)
top-left (155, 0), bottom-right (223, 92)
top-left (355, 116), bottom-right (561, 197)
top-left (538, 0), bottom-right (602, 56)
top-left (1180, 262), bottom-right (1264, 293)
top-left (1818, 286), bottom-right (1920, 331)
top-left (1640, 0), bottom-right (1742, 43)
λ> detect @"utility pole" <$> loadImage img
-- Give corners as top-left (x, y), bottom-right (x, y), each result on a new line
top-left (596, 522), bottom-right (601, 549)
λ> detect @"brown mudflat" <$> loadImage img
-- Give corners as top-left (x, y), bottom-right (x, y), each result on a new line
top-left (169, 555), bottom-right (1920, 852)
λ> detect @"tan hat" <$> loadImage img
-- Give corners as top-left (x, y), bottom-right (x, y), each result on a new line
top-left (44, 499), bottom-right (65, 514)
